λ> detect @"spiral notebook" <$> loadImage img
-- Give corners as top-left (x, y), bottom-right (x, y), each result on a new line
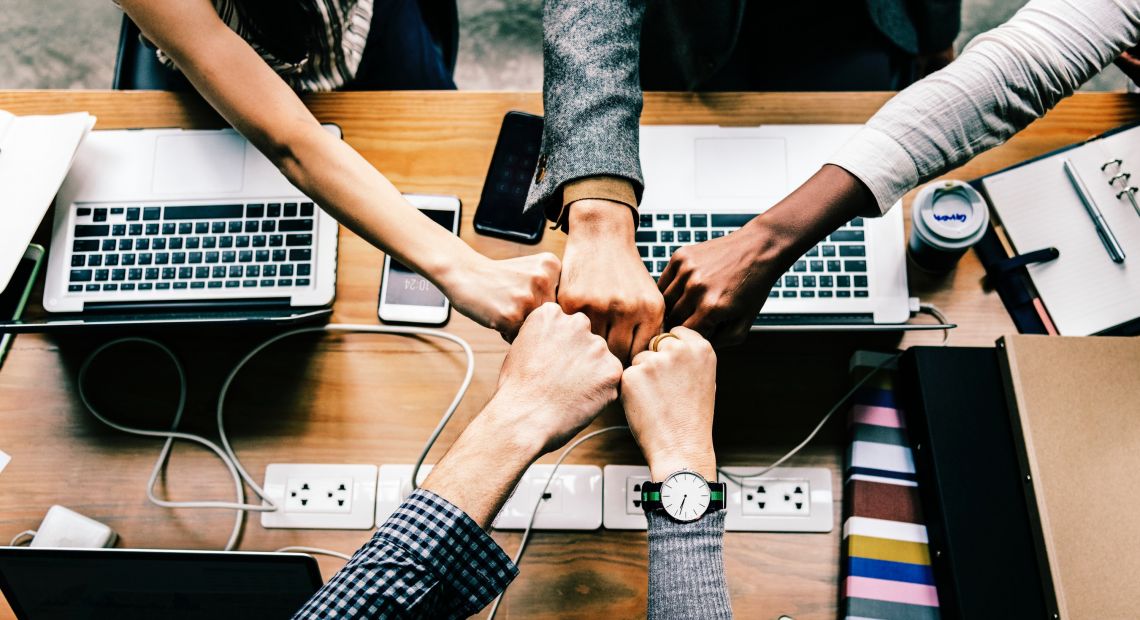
top-left (979, 124), bottom-right (1140, 336)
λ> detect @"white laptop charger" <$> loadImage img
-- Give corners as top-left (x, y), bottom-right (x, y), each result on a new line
top-left (25, 505), bottom-right (118, 548)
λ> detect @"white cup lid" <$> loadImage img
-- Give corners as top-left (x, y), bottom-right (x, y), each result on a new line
top-left (913, 180), bottom-right (990, 249)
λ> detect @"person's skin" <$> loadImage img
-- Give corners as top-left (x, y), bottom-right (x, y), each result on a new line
top-left (658, 164), bottom-right (875, 346)
top-left (620, 326), bottom-right (717, 482)
top-left (423, 302), bottom-right (623, 525)
top-left (119, 0), bottom-right (559, 341)
top-left (559, 199), bottom-right (665, 364)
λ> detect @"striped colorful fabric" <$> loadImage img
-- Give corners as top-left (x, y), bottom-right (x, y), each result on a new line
top-left (841, 357), bottom-right (941, 620)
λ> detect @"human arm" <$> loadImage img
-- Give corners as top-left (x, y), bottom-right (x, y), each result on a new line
top-left (118, 0), bottom-right (559, 340)
top-left (660, 0), bottom-right (1140, 343)
top-left (294, 303), bottom-right (623, 619)
top-left (620, 327), bottom-right (732, 619)
top-left (527, 0), bottom-right (663, 362)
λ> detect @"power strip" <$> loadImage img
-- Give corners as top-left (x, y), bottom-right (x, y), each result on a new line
top-left (603, 465), bottom-right (833, 532)
top-left (261, 464), bottom-right (378, 529)
top-left (375, 464), bottom-right (602, 530)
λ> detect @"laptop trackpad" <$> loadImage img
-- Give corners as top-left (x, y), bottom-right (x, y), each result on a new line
top-left (153, 133), bottom-right (245, 195)
top-left (694, 137), bottom-right (787, 200)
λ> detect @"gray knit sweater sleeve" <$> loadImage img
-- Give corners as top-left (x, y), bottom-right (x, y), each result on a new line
top-left (646, 511), bottom-right (732, 619)
top-left (525, 0), bottom-right (647, 222)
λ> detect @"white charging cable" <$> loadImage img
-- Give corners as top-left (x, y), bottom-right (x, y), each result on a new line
top-left (74, 324), bottom-right (475, 552)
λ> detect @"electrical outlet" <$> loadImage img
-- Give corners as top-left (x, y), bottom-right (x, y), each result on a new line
top-left (604, 465), bottom-right (833, 532)
top-left (375, 464), bottom-right (434, 526)
top-left (492, 464), bottom-right (602, 530)
top-left (261, 464), bottom-right (377, 529)
top-left (722, 466), bottom-right (832, 532)
top-left (740, 478), bottom-right (810, 516)
top-left (603, 465), bottom-right (651, 530)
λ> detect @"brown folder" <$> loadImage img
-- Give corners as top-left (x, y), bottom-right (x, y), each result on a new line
top-left (997, 335), bottom-right (1140, 619)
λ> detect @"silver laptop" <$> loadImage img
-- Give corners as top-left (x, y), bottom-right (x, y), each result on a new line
top-left (39, 126), bottom-right (339, 325)
top-left (638, 125), bottom-right (910, 327)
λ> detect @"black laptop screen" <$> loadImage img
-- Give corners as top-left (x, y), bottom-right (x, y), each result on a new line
top-left (0, 548), bottom-right (322, 620)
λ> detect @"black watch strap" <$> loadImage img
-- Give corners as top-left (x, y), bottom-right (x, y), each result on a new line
top-left (640, 481), bottom-right (727, 516)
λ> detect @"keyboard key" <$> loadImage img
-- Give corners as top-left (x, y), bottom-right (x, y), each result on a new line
top-left (267, 203), bottom-right (281, 217)
top-left (101, 240), bottom-right (116, 252)
top-left (143, 207), bottom-right (160, 221)
top-left (211, 221), bottom-right (226, 234)
top-left (819, 290), bottom-right (833, 298)
top-left (225, 281), bottom-right (240, 288)
top-left (195, 222), bottom-right (209, 234)
top-left (128, 268), bottom-right (143, 280)
top-left (636, 231), bottom-right (657, 243)
top-left (710, 213), bottom-right (758, 227)
top-left (246, 265), bottom-right (260, 277)
top-left (262, 220), bottom-right (276, 233)
top-left (263, 265), bottom-right (277, 277)
top-left (175, 282), bottom-right (189, 290)
top-left (161, 268), bottom-right (176, 280)
top-left (118, 239), bottom-right (132, 251)
top-left (145, 268), bottom-right (159, 280)
top-left (855, 290), bottom-right (869, 298)
top-left (274, 250), bottom-right (288, 263)
top-left (656, 261), bottom-right (668, 272)
top-left (261, 279), bottom-right (275, 287)
top-left (827, 260), bottom-right (841, 272)
top-left (801, 290), bottom-right (816, 298)
top-left (245, 220), bottom-right (260, 233)
top-left (121, 254), bottom-right (136, 266)
top-left (86, 284), bottom-right (100, 292)
top-left (152, 238), bottom-right (167, 250)
top-left (837, 275), bottom-right (851, 287)
top-left (137, 239), bottom-right (150, 251)
top-left (171, 252), bottom-right (186, 264)
top-left (640, 214), bottom-right (653, 228)
top-left (68, 284), bottom-right (83, 292)
top-left (652, 245), bottom-right (666, 258)
top-left (781, 290), bottom-right (796, 298)
top-left (821, 245), bottom-right (836, 257)
top-left (677, 231), bottom-right (691, 242)
top-left (77, 207), bottom-right (92, 217)
top-left (769, 291), bottom-right (779, 299)
top-left (242, 279), bottom-right (257, 288)
top-left (806, 247), bottom-right (819, 257)
top-left (820, 275), bottom-right (833, 287)
top-left (810, 260), bottom-right (823, 272)
top-left (205, 251), bottom-right (219, 263)
top-left (185, 238), bottom-right (200, 250)
top-left (208, 281), bottom-right (223, 289)
top-left (286, 234), bottom-right (312, 247)
top-left (256, 250), bottom-right (270, 262)
top-left (670, 245), bottom-right (681, 254)
top-left (660, 231), bottom-right (674, 243)
top-left (162, 223), bottom-right (176, 235)
top-left (281, 264), bottom-right (294, 276)
top-left (252, 235), bottom-right (266, 248)
top-left (178, 223), bottom-right (193, 235)
top-left (181, 267), bottom-right (195, 279)
top-left (220, 236), bottom-right (234, 248)
top-left (845, 260), bottom-right (867, 272)
top-left (126, 207), bottom-right (140, 221)
top-left (694, 231), bottom-right (708, 242)
top-left (289, 249), bottom-right (312, 261)
top-left (189, 251), bottom-right (203, 264)
top-left (70, 269), bottom-right (92, 282)
top-left (829, 230), bottom-right (864, 242)
top-left (112, 225), bottom-right (126, 236)
top-left (164, 204), bottom-right (242, 220)
top-left (638, 246), bottom-right (648, 258)
top-left (72, 255), bottom-right (86, 267)
top-left (73, 240), bottom-right (99, 252)
top-left (121, 283), bottom-right (135, 291)
top-left (104, 283), bottom-right (119, 291)
top-left (202, 237), bottom-right (217, 249)
top-left (269, 235), bottom-right (283, 247)
top-left (228, 221), bottom-right (243, 233)
top-left (229, 265), bottom-right (243, 277)
top-left (278, 279), bottom-right (293, 286)
top-left (673, 214), bottom-right (687, 227)
top-left (129, 224), bottom-right (143, 236)
top-left (138, 282), bottom-right (153, 290)
top-left (279, 219), bottom-right (313, 232)
top-left (784, 275), bottom-right (798, 287)
top-left (300, 202), bottom-right (314, 216)
top-left (792, 260), bottom-right (806, 272)
top-left (837, 290), bottom-right (851, 298)
top-left (297, 264), bottom-right (311, 276)
top-left (89, 255), bottom-right (103, 267)
top-left (191, 281), bottom-right (205, 289)
top-left (854, 276), bottom-right (868, 287)
top-left (802, 276), bottom-right (816, 287)
top-left (236, 235), bottom-right (250, 248)
top-left (93, 208), bottom-right (107, 222)
top-left (850, 217), bottom-right (864, 227)
top-left (246, 204), bottom-right (265, 218)
top-left (296, 278), bottom-right (310, 286)
top-left (284, 203), bottom-right (298, 217)
top-left (75, 224), bottom-right (109, 237)
top-left (138, 253), bottom-right (153, 265)
top-left (840, 246), bottom-right (866, 257)
top-left (239, 251), bottom-right (253, 263)
top-left (711, 230), bottom-right (724, 238)
top-left (212, 267), bottom-right (226, 278)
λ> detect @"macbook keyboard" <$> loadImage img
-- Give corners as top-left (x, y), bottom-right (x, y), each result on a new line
top-left (67, 201), bottom-right (317, 295)
top-left (635, 213), bottom-right (869, 299)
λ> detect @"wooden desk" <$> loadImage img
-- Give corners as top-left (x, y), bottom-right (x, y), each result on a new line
top-left (1, 91), bottom-right (1137, 619)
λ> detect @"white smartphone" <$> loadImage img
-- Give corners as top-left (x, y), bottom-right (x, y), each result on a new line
top-left (378, 194), bottom-right (461, 326)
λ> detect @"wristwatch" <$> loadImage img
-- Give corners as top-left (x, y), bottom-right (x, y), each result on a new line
top-left (641, 470), bottom-right (726, 523)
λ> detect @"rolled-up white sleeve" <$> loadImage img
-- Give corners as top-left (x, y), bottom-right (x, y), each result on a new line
top-left (829, 0), bottom-right (1140, 214)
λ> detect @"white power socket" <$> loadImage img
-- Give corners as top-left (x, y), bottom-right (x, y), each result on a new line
top-left (603, 465), bottom-right (833, 532)
top-left (492, 465), bottom-right (602, 530)
top-left (261, 464), bottom-right (377, 529)
top-left (375, 464), bottom-right (602, 530)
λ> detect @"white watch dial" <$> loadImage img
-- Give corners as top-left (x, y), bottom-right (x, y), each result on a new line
top-left (660, 471), bottom-right (710, 522)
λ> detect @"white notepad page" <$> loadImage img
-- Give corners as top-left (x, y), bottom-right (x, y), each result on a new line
top-left (982, 126), bottom-right (1140, 335)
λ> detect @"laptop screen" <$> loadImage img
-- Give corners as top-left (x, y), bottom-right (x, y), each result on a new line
top-left (0, 548), bottom-right (322, 620)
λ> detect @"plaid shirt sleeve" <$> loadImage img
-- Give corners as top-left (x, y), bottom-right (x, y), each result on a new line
top-left (293, 489), bottom-right (518, 619)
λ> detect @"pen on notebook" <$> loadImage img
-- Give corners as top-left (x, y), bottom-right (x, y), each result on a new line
top-left (1063, 158), bottom-right (1125, 263)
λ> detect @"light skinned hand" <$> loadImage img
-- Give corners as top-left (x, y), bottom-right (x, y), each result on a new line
top-left (491, 302), bottom-right (624, 454)
top-left (620, 326), bottom-right (717, 481)
top-left (557, 200), bottom-right (665, 363)
top-left (443, 252), bottom-right (561, 342)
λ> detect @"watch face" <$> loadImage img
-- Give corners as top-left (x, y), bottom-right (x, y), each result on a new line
top-left (660, 471), bottom-right (711, 522)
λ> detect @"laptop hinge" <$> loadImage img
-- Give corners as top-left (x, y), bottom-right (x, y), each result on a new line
top-left (84, 298), bottom-right (293, 313)
top-left (753, 313), bottom-right (875, 326)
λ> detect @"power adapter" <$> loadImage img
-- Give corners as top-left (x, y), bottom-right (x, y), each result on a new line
top-left (28, 505), bottom-right (118, 548)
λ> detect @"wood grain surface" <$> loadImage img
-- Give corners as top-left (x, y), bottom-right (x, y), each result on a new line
top-left (1, 91), bottom-right (1137, 619)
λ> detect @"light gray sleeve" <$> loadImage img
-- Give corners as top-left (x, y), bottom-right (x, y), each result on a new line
top-left (524, 0), bottom-right (646, 223)
top-left (646, 511), bottom-right (732, 620)
top-left (829, 0), bottom-right (1140, 213)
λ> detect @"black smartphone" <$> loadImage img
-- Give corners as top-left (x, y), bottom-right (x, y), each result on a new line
top-left (473, 111), bottom-right (546, 244)
top-left (0, 244), bottom-right (45, 365)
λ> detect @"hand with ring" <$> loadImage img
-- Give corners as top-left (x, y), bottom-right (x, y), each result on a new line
top-left (620, 327), bottom-right (718, 481)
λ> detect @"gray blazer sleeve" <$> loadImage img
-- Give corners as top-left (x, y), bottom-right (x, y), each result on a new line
top-left (646, 511), bottom-right (733, 619)
top-left (525, 0), bottom-right (647, 223)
